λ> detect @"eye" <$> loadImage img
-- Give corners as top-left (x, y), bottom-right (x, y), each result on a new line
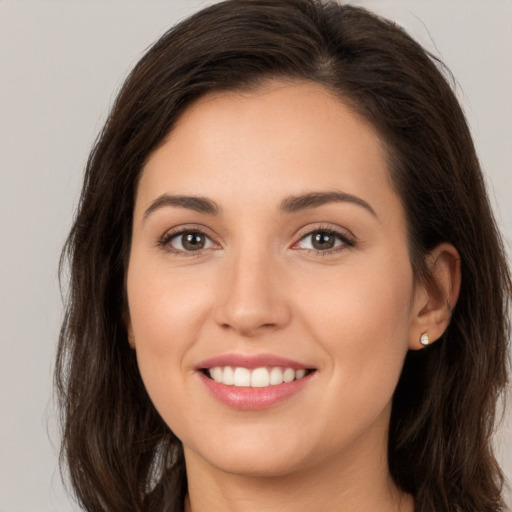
top-left (162, 229), bottom-right (216, 253)
top-left (295, 228), bottom-right (354, 253)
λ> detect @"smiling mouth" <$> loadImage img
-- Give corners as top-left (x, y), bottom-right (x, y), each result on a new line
top-left (203, 366), bottom-right (314, 388)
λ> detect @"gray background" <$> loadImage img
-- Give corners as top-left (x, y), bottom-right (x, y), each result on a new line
top-left (0, 0), bottom-right (511, 510)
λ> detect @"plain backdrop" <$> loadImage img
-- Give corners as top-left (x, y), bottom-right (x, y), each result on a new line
top-left (1, 1), bottom-right (511, 510)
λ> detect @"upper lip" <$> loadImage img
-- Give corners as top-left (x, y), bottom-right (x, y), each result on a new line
top-left (196, 353), bottom-right (313, 371)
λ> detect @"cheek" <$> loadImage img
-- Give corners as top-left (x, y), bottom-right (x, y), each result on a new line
top-left (296, 251), bottom-right (414, 409)
top-left (128, 260), bottom-right (213, 345)
top-left (126, 260), bottom-right (213, 408)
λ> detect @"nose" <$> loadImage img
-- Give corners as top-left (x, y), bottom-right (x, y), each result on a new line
top-left (214, 246), bottom-right (291, 337)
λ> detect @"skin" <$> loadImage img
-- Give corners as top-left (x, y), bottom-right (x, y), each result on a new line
top-left (126, 81), bottom-right (460, 512)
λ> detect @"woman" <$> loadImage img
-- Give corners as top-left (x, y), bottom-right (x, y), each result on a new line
top-left (55, 1), bottom-right (511, 510)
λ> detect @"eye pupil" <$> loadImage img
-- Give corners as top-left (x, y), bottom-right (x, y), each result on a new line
top-left (182, 232), bottom-right (205, 251)
top-left (312, 232), bottom-right (335, 250)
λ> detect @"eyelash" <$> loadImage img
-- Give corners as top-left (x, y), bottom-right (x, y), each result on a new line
top-left (157, 225), bottom-right (355, 257)
top-left (294, 225), bottom-right (355, 256)
top-left (157, 226), bottom-right (218, 257)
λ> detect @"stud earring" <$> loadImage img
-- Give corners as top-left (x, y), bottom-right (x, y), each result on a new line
top-left (420, 333), bottom-right (430, 346)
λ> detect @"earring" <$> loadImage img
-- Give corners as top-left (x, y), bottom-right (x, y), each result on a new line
top-left (128, 333), bottom-right (135, 348)
top-left (420, 333), bottom-right (430, 347)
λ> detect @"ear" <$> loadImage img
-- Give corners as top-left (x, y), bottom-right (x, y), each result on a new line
top-left (409, 243), bottom-right (461, 350)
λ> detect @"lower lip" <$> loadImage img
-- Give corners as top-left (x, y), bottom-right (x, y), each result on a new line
top-left (198, 372), bottom-right (313, 410)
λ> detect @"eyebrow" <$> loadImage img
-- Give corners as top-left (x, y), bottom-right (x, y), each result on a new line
top-left (143, 190), bottom-right (376, 220)
top-left (279, 191), bottom-right (377, 217)
top-left (143, 194), bottom-right (221, 220)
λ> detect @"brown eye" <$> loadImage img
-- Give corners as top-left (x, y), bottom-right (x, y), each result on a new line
top-left (168, 231), bottom-right (213, 252)
top-left (182, 232), bottom-right (206, 250)
top-left (296, 229), bottom-right (352, 253)
top-left (311, 232), bottom-right (336, 250)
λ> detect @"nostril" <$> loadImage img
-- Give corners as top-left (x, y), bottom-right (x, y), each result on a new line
top-left (217, 316), bottom-right (279, 337)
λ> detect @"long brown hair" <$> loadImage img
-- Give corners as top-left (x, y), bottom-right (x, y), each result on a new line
top-left (56, 1), bottom-right (511, 510)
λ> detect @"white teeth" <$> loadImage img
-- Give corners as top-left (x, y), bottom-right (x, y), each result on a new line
top-left (211, 367), bottom-right (223, 383)
top-left (223, 366), bottom-right (234, 385)
top-left (207, 366), bottom-right (309, 387)
top-left (295, 369), bottom-right (306, 379)
top-left (233, 367), bottom-right (251, 387)
top-left (251, 367), bottom-right (270, 387)
top-left (269, 367), bottom-right (284, 385)
top-left (283, 368), bottom-right (295, 383)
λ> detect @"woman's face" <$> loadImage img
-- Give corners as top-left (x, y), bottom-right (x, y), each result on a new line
top-left (126, 81), bottom-right (424, 478)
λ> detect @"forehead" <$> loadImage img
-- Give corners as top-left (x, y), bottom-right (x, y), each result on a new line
top-left (137, 80), bottom-right (402, 223)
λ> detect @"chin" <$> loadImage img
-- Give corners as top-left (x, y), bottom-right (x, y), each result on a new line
top-left (183, 430), bottom-right (315, 478)
top-left (205, 450), bottom-right (306, 478)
